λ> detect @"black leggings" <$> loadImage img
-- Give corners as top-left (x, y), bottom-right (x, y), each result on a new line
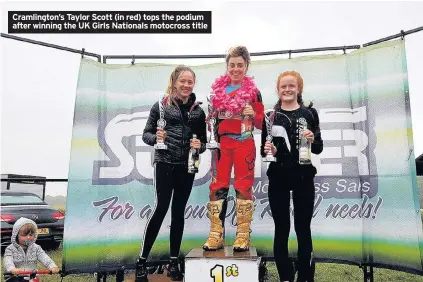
top-left (140, 162), bottom-right (195, 258)
top-left (267, 164), bottom-right (316, 281)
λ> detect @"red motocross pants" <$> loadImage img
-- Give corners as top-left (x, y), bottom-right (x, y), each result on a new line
top-left (210, 136), bottom-right (256, 200)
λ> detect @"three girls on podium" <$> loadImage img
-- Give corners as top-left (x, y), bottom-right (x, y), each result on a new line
top-left (135, 45), bottom-right (323, 282)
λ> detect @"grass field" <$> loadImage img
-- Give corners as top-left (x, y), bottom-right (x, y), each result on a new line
top-left (2, 245), bottom-right (423, 282)
top-left (61, 237), bottom-right (422, 269)
top-left (2, 177), bottom-right (422, 281)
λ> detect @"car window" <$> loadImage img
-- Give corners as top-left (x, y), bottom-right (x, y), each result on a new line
top-left (1, 195), bottom-right (45, 205)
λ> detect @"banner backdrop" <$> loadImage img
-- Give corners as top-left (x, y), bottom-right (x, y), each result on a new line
top-left (62, 39), bottom-right (423, 275)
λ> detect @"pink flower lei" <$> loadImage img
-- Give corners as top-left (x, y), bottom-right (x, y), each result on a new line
top-left (210, 74), bottom-right (258, 115)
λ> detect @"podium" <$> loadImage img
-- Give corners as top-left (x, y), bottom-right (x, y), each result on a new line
top-left (184, 247), bottom-right (261, 282)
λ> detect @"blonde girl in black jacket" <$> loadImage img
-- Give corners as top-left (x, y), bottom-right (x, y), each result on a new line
top-left (135, 65), bottom-right (207, 282)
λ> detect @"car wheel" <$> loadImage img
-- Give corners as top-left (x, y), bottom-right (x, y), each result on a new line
top-left (47, 240), bottom-right (62, 250)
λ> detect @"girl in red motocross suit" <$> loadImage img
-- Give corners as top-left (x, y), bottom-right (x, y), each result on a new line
top-left (203, 46), bottom-right (264, 252)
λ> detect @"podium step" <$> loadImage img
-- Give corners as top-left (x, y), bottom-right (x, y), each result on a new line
top-left (185, 246), bottom-right (261, 282)
top-left (187, 246), bottom-right (258, 259)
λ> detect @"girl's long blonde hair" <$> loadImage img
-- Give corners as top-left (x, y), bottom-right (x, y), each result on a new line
top-left (165, 65), bottom-right (196, 106)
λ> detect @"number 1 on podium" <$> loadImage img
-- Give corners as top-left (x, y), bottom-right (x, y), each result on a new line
top-left (210, 264), bottom-right (224, 282)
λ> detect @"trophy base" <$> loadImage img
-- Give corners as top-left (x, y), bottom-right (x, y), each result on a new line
top-left (206, 142), bottom-right (220, 149)
top-left (188, 168), bottom-right (198, 174)
top-left (263, 155), bottom-right (277, 162)
top-left (299, 158), bottom-right (311, 165)
top-left (154, 143), bottom-right (168, 150)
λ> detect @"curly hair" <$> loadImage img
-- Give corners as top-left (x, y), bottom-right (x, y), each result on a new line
top-left (225, 46), bottom-right (251, 68)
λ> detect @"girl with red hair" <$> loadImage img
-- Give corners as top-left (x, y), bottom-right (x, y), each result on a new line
top-left (261, 71), bottom-right (323, 282)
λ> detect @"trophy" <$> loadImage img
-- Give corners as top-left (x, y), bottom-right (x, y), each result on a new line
top-left (263, 109), bottom-right (277, 162)
top-left (206, 94), bottom-right (220, 149)
top-left (241, 100), bottom-right (253, 134)
top-left (188, 134), bottom-right (200, 173)
top-left (298, 117), bottom-right (311, 165)
top-left (154, 94), bottom-right (168, 150)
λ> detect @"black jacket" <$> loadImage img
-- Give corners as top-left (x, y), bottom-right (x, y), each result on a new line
top-left (260, 103), bottom-right (323, 167)
top-left (142, 93), bottom-right (207, 165)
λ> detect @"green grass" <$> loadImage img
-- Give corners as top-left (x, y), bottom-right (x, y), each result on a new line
top-left (3, 177), bottom-right (422, 281)
top-left (2, 246), bottom-right (423, 282)
top-left (62, 236), bottom-right (422, 269)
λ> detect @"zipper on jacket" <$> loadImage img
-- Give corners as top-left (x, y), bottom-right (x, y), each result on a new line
top-left (176, 105), bottom-right (185, 158)
top-left (18, 245), bottom-right (28, 270)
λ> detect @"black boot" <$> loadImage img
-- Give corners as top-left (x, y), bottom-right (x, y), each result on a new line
top-left (166, 258), bottom-right (183, 281)
top-left (135, 258), bottom-right (148, 282)
top-left (296, 260), bottom-right (315, 282)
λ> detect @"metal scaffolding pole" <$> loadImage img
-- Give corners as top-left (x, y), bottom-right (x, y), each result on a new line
top-left (1, 33), bottom-right (102, 62)
top-left (103, 45), bottom-right (361, 63)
